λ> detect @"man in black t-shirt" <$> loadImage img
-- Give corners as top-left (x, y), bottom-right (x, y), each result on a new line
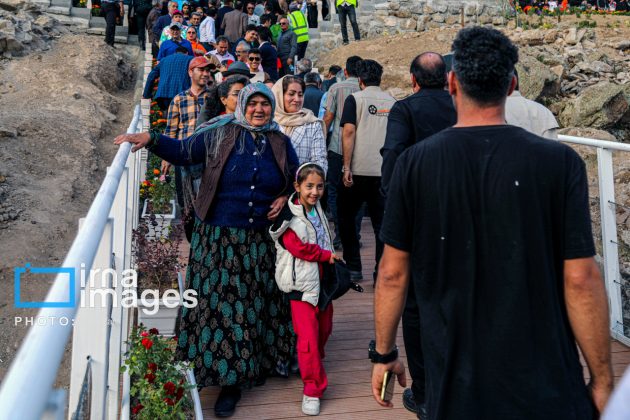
top-left (371, 27), bottom-right (613, 419)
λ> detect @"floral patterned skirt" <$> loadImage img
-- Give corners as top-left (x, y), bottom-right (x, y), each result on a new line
top-left (175, 220), bottom-right (295, 387)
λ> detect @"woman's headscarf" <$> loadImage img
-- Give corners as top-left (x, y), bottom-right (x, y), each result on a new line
top-left (234, 83), bottom-right (280, 132)
top-left (271, 76), bottom-right (323, 137)
top-left (186, 82), bottom-right (280, 161)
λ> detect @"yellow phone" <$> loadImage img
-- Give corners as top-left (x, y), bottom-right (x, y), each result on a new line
top-left (380, 370), bottom-right (395, 402)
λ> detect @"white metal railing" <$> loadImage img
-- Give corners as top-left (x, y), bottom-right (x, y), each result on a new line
top-left (0, 105), bottom-right (142, 419)
top-left (558, 134), bottom-right (630, 347)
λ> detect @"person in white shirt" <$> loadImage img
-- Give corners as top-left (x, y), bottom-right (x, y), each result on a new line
top-left (247, 48), bottom-right (268, 82)
top-left (505, 71), bottom-right (559, 140)
top-left (199, 7), bottom-right (217, 49)
top-left (246, 1), bottom-right (260, 25)
top-left (209, 36), bottom-right (236, 64)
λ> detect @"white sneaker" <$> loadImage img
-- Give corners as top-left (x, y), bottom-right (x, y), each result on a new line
top-left (302, 395), bottom-right (320, 416)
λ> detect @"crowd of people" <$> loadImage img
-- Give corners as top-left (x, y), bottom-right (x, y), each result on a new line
top-left (103, 0), bottom-right (362, 49)
top-left (112, 2), bottom-right (628, 417)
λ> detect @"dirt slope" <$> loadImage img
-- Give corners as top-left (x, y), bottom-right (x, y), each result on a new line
top-left (0, 34), bottom-right (138, 387)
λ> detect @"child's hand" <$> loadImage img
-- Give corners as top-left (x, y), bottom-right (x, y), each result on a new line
top-left (329, 253), bottom-right (341, 264)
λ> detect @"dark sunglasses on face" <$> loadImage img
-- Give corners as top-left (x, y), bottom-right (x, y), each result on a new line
top-left (249, 56), bottom-right (261, 62)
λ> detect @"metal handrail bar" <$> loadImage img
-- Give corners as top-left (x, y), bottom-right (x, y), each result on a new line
top-left (558, 133), bottom-right (630, 347)
top-left (0, 105), bottom-right (141, 419)
top-left (558, 134), bottom-right (630, 152)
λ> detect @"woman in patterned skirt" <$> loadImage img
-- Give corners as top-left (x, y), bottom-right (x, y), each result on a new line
top-left (114, 83), bottom-right (299, 417)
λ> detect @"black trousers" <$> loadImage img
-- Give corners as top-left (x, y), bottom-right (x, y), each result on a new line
top-left (337, 4), bottom-right (360, 43)
top-left (136, 11), bottom-right (149, 49)
top-left (321, 0), bottom-right (330, 19)
top-left (103, 2), bottom-right (119, 46)
top-left (307, 3), bottom-right (318, 28)
top-left (337, 175), bottom-right (384, 272)
top-left (297, 41), bottom-right (308, 60)
top-left (403, 280), bottom-right (426, 405)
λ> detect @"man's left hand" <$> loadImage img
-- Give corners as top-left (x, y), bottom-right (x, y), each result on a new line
top-left (267, 195), bottom-right (288, 220)
top-left (343, 169), bottom-right (353, 187)
top-left (371, 359), bottom-right (407, 408)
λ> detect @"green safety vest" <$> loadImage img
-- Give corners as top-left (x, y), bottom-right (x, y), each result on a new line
top-left (289, 11), bottom-right (309, 44)
top-left (336, 0), bottom-right (357, 7)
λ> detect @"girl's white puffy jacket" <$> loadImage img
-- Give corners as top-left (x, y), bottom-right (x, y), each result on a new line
top-left (269, 193), bottom-right (334, 307)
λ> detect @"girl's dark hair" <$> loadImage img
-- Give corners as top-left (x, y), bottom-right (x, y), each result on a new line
top-left (201, 84), bottom-right (225, 121)
top-left (282, 75), bottom-right (305, 93)
top-left (296, 163), bottom-right (326, 184)
top-left (217, 75), bottom-right (249, 99)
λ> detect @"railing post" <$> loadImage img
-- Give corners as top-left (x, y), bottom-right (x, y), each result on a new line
top-left (68, 219), bottom-right (114, 420)
top-left (596, 147), bottom-right (626, 344)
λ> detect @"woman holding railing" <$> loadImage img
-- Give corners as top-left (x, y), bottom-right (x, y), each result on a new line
top-left (114, 83), bottom-right (298, 417)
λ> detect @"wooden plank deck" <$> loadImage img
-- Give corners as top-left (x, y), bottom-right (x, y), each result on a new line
top-left (190, 219), bottom-right (630, 419)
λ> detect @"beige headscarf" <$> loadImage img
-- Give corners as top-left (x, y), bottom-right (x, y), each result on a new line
top-left (271, 75), bottom-right (324, 137)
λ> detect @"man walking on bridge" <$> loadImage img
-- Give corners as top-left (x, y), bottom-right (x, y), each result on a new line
top-left (372, 27), bottom-right (613, 419)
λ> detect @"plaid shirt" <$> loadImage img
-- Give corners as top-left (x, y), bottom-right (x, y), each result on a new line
top-left (165, 87), bottom-right (210, 140)
top-left (278, 121), bottom-right (328, 173)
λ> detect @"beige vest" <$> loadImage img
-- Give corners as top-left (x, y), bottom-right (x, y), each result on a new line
top-left (351, 86), bottom-right (396, 177)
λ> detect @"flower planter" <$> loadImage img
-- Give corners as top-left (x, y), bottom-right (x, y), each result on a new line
top-left (141, 199), bottom-right (176, 239)
top-left (137, 295), bottom-right (181, 337)
top-left (137, 272), bottom-right (184, 337)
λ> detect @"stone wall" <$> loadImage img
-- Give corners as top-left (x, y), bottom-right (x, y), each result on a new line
top-left (370, 0), bottom-right (506, 37)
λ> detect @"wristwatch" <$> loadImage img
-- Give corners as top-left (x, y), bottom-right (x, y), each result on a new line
top-left (368, 340), bottom-right (398, 364)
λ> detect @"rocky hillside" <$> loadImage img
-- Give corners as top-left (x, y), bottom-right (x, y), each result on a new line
top-left (0, 0), bottom-right (81, 58)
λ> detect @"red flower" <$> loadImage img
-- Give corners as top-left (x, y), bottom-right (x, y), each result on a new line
top-left (148, 362), bottom-right (158, 372)
top-left (163, 381), bottom-right (176, 396)
top-left (163, 397), bottom-right (175, 406)
top-left (131, 403), bottom-right (144, 414)
top-left (149, 328), bottom-right (159, 335)
top-left (144, 372), bottom-right (156, 383)
top-left (176, 386), bottom-right (184, 401)
top-left (141, 338), bottom-right (153, 350)
top-left (141, 331), bottom-right (149, 337)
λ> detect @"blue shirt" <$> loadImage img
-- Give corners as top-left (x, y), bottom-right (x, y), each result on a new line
top-left (153, 14), bottom-right (171, 39)
top-left (150, 130), bottom-right (299, 228)
top-left (143, 53), bottom-right (193, 100)
top-left (157, 38), bottom-right (194, 60)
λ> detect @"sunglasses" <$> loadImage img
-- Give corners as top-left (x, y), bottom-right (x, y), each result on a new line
top-left (249, 56), bottom-right (261, 62)
top-left (280, 22), bottom-right (288, 25)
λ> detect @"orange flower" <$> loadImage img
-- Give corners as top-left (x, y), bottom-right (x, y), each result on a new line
top-left (157, 119), bottom-right (167, 124)
top-left (152, 121), bottom-right (157, 126)
top-left (157, 111), bottom-right (163, 117)
top-left (153, 169), bottom-right (160, 175)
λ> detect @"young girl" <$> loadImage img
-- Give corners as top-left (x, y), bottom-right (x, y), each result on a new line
top-left (269, 163), bottom-right (339, 416)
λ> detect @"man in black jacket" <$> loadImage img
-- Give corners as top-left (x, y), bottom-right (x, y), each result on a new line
top-left (303, 72), bottom-right (324, 115)
top-left (380, 52), bottom-right (456, 420)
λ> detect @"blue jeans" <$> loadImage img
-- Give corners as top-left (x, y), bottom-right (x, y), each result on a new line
top-left (337, 5), bottom-right (360, 43)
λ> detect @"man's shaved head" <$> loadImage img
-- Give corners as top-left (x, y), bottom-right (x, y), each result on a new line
top-left (410, 52), bottom-right (447, 89)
